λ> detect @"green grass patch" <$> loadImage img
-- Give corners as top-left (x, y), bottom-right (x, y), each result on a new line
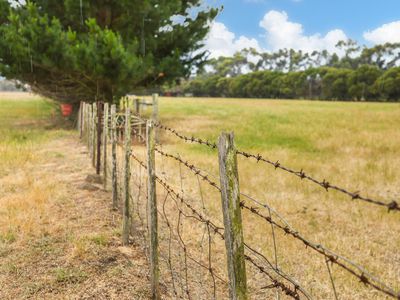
top-left (159, 97), bottom-right (400, 157)
top-left (0, 94), bottom-right (73, 177)
top-left (54, 267), bottom-right (87, 284)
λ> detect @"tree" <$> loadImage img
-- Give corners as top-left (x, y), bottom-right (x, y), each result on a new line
top-left (0, 0), bottom-right (219, 104)
top-left (348, 65), bottom-right (381, 100)
top-left (374, 67), bottom-right (400, 100)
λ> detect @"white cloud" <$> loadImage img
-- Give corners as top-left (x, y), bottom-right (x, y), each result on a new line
top-left (363, 21), bottom-right (400, 44)
top-left (259, 10), bottom-right (347, 53)
top-left (203, 22), bottom-right (262, 58)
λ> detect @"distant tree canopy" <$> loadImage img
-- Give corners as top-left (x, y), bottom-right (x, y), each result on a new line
top-left (0, 0), bottom-right (218, 104)
top-left (183, 41), bottom-right (400, 101)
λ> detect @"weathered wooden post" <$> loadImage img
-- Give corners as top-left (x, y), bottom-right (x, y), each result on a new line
top-left (151, 93), bottom-right (159, 121)
top-left (135, 99), bottom-right (140, 115)
top-left (79, 101), bottom-right (83, 138)
top-left (83, 102), bottom-right (87, 140)
top-left (111, 105), bottom-right (118, 210)
top-left (122, 108), bottom-right (132, 245)
top-left (134, 98), bottom-right (142, 142)
top-left (96, 101), bottom-right (102, 175)
top-left (81, 102), bottom-right (86, 140)
top-left (218, 132), bottom-right (248, 300)
top-left (146, 120), bottom-right (160, 299)
top-left (87, 104), bottom-right (92, 153)
top-left (92, 102), bottom-right (97, 168)
top-left (103, 103), bottom-right (109, 189)
top-left (152, 93), bottom-right (159, 142)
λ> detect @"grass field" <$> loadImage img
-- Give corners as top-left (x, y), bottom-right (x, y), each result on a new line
top-left (146, 97), bottom-right (400, 299)
top-left (0, 93), bottom-right (65, 177)
top-left (1, 93), bottom-right (399, 299)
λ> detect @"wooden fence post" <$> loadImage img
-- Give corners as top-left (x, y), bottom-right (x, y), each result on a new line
top-left (103, 103), bottom-right (109, 189)
top-left (79, 101), bottom-right (83, 138)
top-left (111, 105), bottom-right (118, 210)
top-left (92, 103), bottom-right (97, 168)
top-left (122, 108), bottom-right (132, 245)
top-left (83, 102), bottom-right (87, 140)
top-left (152, 93), bottom-right (159, 142)
top-left (152, 93), bottom-right (159, 121)
top-left (81, 102), bottom-right (86, 140)
top-left (218, 132), bottom-right (248, 300)
top-left (146, 120), bottom-right (160, 299)
top-left (96, 101), bottom-right (102, 175)
top-left (135, 98), bottom-right (143, 142)
top-left (87, 104), bottom-right (92, 154)
top-left (135, 99), bottom-right (140, 115)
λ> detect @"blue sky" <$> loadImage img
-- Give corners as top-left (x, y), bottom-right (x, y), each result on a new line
top-left (203, 0), bottom-right (400, 57)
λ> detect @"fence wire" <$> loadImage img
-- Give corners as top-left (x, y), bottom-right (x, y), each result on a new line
top-left (80, 102), bottom-right (400, 300)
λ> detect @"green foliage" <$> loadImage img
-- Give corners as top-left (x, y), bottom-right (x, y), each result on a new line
top-left (184, 65), bottom-right (400, 101)
top-left (374, 67), bottom-right (400, 100)
top-left (184, 41), bottom-right (400, 101)
top-left (0, 1), bottom-right (219, 103)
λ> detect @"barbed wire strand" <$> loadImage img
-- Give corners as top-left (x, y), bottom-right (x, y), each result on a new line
top-left (243, 242), bottom-right (312, 300)
top-left (148, 120), bottom-right (399, 212)
top-left (154, 147), bottom-right (400, 299)
top-left (236, 150), bottom-right (399, 212)
top-left (130, 153), bottom-right (310, 299)
top-left (240, 201), bottom-right (400, 299)
top-left (153, 122), bottom-right (217, 149)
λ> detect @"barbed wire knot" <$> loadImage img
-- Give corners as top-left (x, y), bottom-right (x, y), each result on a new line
top-left (388, 200), bottom-right (399, 212)
top-left (352, 192), bottom-right (361, 200)
top-left (322, 180), bottom-right (330, 191)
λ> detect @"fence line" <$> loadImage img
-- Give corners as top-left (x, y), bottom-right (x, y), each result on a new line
top-left (154, 139), bottom-right (400, 299)
top-left (79, 99), bottom-right (400, 300)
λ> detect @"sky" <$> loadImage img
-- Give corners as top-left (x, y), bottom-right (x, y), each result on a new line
top-left (203, 0), bottom-right (400, 58)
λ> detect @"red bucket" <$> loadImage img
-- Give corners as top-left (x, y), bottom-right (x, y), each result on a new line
top-left (60, 104), bottom-right (73, 117)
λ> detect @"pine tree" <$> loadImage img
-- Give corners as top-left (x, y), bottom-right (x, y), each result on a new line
top-left (0, 0), bottom-right (219, 103)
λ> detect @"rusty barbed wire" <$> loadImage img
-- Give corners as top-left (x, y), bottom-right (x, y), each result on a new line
top-left (244, 255), bottom-right (301, 300)
top-left (152, 147), bottom-right (399, 298)
top-left (243, 242), bottom-right (312, 300)
top-left (145, 120), bottom-right (399, 213)
top-left (154, 148), bottom-right (221, 191)
top-left (130, 152), bottom-right (310, 299)
top-left (153, 122), bottom-right (217, 149)
top-left (158, 176), bottom-right (309, 299)
top-left (237, 150), bottom-right (399, 213)
top-left (240, 201), bottom-right (400, 299)
top-left (155, 146), bottom-right (396, 295)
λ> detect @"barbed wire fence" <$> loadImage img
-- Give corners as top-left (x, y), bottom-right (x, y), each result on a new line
top-left (79, 96), bottom-right (400, 300)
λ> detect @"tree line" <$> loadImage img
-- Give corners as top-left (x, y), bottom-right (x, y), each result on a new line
top-left (181, 41), bottom-right (400, 101)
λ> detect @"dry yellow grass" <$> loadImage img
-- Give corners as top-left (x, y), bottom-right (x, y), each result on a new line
top-left (0, 93), bottom-right (151, 299)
